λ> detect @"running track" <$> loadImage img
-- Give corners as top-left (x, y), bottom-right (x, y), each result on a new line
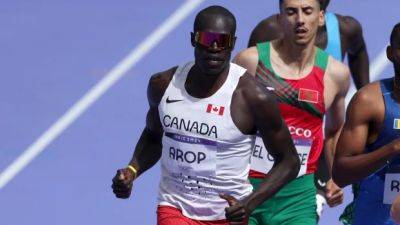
top-left (1, 1), bottom-right (399, 224)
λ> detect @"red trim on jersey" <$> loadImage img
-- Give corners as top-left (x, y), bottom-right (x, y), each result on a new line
top-left (250, 61), bottom-right (325, 178)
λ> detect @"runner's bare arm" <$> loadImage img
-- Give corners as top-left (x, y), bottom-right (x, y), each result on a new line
top-left (240, 74), bottom-right (300, 212)
top-left (333, 84), bottom-right (400, 187)
top-left (340, 15), bottom-right (370, 89)
top-left (221, 74), bottom-right (297, 223)
top-left (323, 59), bottom-right (349, 206)
top-left (247, 15), bottom-right (282, 47)
top-left (324, 59), bottom-right (350, 175)
top-left (127, 69), bottom-right (176, 176)
top-left (112, 67), bottom-right (176, 198)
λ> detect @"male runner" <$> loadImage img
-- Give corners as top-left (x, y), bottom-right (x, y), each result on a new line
top-left (248, 0), bottom-right (369, 89)
top-left (248, 2), bottom-right (370, 218)
top-left (333, 23), bottom-right (400, 225)
top-left (234, 0), bottom-right (349, 224)
top-left (111, 6), bottom-right (300, 225)
top-left (247, 0), bottom-right (369, 220)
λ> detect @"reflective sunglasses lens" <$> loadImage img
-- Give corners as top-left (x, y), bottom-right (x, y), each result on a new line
top-left (196, 31), bottom-right (232, 49)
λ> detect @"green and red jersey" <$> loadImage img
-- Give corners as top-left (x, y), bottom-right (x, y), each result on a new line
top-left (250, 41), bottom-right (328, 178)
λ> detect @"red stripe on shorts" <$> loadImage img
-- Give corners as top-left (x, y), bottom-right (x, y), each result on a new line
top-left (157, 205), bottom-right (229, 225)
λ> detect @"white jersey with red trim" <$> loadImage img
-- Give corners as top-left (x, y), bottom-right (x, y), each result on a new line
top-left (157, 62), bottom-right (255, 221)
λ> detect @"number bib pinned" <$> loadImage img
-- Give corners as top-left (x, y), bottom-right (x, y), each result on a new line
top-left (162, 132), bottom-right (217, 177)
top-left (250, 137), bottom-right (312, 178)
top-left (384, 166), bottom-right (400, 204)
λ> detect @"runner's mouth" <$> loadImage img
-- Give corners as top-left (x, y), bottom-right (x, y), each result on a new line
top-left (295, 28), bottom-right (308, 35)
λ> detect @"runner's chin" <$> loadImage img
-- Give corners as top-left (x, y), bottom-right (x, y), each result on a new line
top-left (292, 32), bottom-right (311, 46)
top-left (204, 60), bottom-right (225, 75)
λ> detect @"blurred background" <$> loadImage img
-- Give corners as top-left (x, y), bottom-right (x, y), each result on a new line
top-left (1, 0), bottom-right (398, 224)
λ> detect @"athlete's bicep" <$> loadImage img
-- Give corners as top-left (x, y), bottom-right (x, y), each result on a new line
top-left (145, 68), bottom-right (176, 136)
top-left (145, 72), bottom-right (169, 137)
top-left (232, 48), bottom-right (258, 76)
top-left (335, 91), bottom-right (371, 158)
top-left (129, 74), bottom-right (168, 174)
top-left (250, 88), bottom-right (297, 162)
top-left (325, 61), bottom-right (349, 134)
top-left (145, 106), bottom-right (163, 138)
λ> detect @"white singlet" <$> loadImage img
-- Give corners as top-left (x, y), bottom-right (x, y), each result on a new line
top-left (157, 62), bottom-right (255, 220)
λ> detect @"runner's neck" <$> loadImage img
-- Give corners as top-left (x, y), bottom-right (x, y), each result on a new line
top-left (186, 64), bottom-right (230, 99)
top-left (273, 39), bottom-right (317, 78)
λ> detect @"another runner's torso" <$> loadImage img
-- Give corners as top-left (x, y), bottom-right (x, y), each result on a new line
top-left (354, 78), bottom-right (400, 225)
top-left (157, 62), bottom-right (255, 221)
top-left (250, 41), bottom-right (327, 179)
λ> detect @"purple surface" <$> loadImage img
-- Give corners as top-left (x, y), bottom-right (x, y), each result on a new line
top-left (1, 1), bottom-right (399, 225)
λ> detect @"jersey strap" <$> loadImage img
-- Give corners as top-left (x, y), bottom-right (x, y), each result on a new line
top-left (256, 42), bottom-right (327, 118)
top-left (325, 12), bottom-right (342, 61)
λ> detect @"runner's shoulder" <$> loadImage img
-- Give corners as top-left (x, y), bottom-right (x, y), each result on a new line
top-left (233, 47), bottom-right (259, 74)
top-left (248, 14), bottom-right (281, 47)
top-left (347, 81), bottom-right (384, 120)
top-left (148, 66), bottom-right (178, 106)
top-left (253, 14), bottom-right (280, 33)
top-left (349, 81), bottom-right (383, 112)
top-left (352, 81), bottom-right (382, 105)
top-left (326, 56), bottom-right (350, 88)
top-left (336, 14), bottom-right (363, 39)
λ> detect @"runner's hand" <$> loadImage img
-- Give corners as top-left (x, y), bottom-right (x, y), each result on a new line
top-left (112, 168), bottom-right (135, 199)
top-left (325, 179), bottom-right (343, 207)
top-left (219, 193), bottom-right (248, 225)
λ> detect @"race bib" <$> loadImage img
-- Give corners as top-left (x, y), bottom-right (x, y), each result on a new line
top-left (250, 136), bottom-right (312, 178)
top-left (162, 132), bottom-right (217, 177)
top-left (295, 138), bottom-right (312, 176)
top-left (383, 166), bottom-right (400, 204)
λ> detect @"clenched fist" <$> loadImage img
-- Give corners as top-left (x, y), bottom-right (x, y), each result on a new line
top-left (112, 168), bottom-right (136, 199)
top-left (220, 193), bottom-right (249, 225)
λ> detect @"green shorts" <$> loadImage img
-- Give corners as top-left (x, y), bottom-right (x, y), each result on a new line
top-left (249, 174), bottom-right (317, 225)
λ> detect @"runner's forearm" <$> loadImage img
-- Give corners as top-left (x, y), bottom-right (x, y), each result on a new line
top-left (245, 153), bottom-right (299, 211)
top-left (129, 128), bottom-right (163, 178)
top-left (333, 143), bottom-right (397, 187)
top-left (324, 125), bottom-right (343, 176)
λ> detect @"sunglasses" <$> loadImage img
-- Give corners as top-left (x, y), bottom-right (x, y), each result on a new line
top-left (194, 31), bottom-right (235, 50)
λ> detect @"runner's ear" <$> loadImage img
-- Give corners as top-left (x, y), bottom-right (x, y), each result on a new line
top-left (318, 9), bottom-right (325, 27)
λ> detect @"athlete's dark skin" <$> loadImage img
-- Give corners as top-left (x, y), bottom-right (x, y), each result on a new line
top-left (248, 0), bottom-right (369, 89)
top-left (111, 6), bottom-right (300, 224)
top-left (333, 24), bottom-right (400, 187)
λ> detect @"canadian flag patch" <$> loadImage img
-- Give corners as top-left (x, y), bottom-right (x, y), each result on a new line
top-left (206, 104), bottom-right (225, 116)
top-left (298, 88), bottom-right (319, 104)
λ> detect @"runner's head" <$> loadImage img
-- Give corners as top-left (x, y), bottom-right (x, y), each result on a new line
top-left (191, 5), bottom-right (236, 76)
top-left (279, 0), bottom-right (329, 11)
top-left (319, 0), bottom-right (330, 11)
top-left (278, 0), bottom-right (325, 46)
top-left (387, 23), bottom-right (400, 73)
